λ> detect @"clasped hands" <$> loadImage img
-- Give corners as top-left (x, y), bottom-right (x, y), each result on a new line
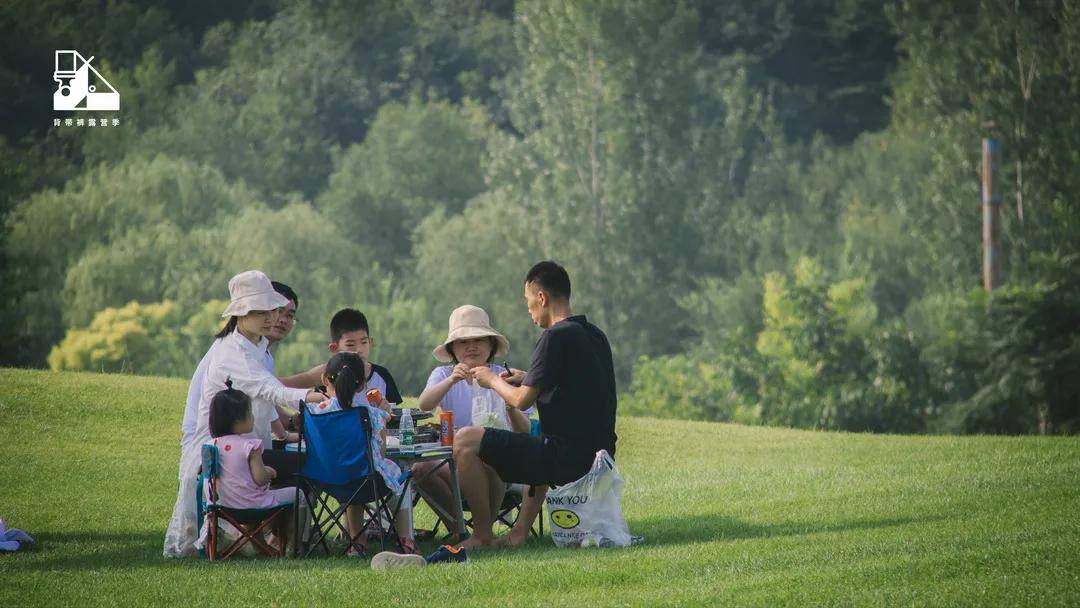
top-left (450, 363), bottom-right (525, 389)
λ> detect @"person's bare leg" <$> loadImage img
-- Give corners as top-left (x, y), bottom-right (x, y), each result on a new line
top-left (453, 426), bottom-right (496, 549)
top-left (467, 463), bottom-right (504, 544)
top-left (412, 462), bottom-right (458, 531)
top-left (392, 486), bottom-right (418, 553)
top-left (498, 485), bottom-right (547, 548)
top-left (345, 505), bottom-right (366, 553)
top-left (487, 470), bottom-right (506, 533)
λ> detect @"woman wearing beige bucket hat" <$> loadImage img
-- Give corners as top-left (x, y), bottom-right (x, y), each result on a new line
top-left (164, 270), bottom-right (323, 558)
top-left (413, 305), bottom-right (530, 535)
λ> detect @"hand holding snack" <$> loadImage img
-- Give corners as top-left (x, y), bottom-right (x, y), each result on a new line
top-left (471, 365), bottom-right (497, 389)
top-left (365, 388), bottom-right (388, 411)
top-left (450, 362), bottom-right (473, 385)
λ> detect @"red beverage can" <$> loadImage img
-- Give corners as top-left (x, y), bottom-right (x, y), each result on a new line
top-left (440, 411), bottom-right (454, 446)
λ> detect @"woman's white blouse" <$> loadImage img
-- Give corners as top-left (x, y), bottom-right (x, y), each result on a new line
top-left (195, 330), bottom-right (308, 446)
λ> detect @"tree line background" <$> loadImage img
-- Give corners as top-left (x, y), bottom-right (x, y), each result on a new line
top-left (2, 0), bottom-right (1077, 435)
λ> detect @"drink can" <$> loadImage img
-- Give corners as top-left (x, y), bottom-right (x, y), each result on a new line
top-left (365, 388), bottom-right (382, 405)
top-left (440, 411), bottom-right (454, 446)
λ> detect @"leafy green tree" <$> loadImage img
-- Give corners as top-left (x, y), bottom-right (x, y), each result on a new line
top-left (119, 1), bottom-right (516, 205)
top-left (47, 300), bottom-right (188, 375)
top-left (2, 155), bottom-right (257, 365)
top-left (940, 255), bottom-right (1080, 434)
top-left (753, 257), bottom-right (928, 432)
top-left (317, 98), bottom-right (491, 268)
top-left (624, 347), bottom-right (761, 424)
top-left (180, 299), bottom-right (232, 360)
top-left (887, 0), bottom-right (1080, 289)
top-left (411, 189), bottom-right (540, 370)
top-left (62, 223), bottom-right (201, 328)
top-left (48, 298), bottom-right (233, 377)
top-left (484, 0), bottom-right (777, 376)
top-left (131, 13), bottom-right (343, 203)
top-left (692, 0), bottom-right (898, 142)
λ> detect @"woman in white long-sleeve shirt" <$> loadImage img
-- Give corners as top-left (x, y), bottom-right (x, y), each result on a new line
top-left (164, 270), bottom-right (321, 558)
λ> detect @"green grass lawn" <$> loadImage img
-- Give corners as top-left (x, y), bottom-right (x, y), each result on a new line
top-left (1, 368), bottom-right (1078, 606)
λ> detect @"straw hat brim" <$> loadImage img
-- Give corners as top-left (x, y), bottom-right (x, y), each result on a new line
top-left (433, 325), bottom-right (510, 363)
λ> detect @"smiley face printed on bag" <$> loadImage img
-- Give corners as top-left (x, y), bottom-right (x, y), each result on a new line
top-left (550, 509), bottom-right (580, 529)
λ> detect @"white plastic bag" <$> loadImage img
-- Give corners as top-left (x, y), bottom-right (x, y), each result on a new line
top-left (546, 450), bottom-right (631, 548)
top-left (471, 384), bottom-right (510, 430)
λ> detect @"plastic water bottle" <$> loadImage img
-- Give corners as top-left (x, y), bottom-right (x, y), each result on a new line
top-left (399, 408), bottom-right (415, 456)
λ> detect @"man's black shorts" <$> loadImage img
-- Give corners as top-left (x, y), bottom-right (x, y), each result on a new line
top-left (478, 428), bottom-right (594, 486)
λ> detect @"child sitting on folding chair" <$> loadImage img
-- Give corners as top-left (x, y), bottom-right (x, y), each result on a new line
top-left (312, 352), bottom-right (418, 556)
top-left (202, 381), bottom-right (302, 552)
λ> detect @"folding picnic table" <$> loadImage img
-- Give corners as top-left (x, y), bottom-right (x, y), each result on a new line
top-left (388, 444), bottom-right (468, 542)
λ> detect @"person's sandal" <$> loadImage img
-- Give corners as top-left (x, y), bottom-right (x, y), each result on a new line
top-left (345, 544), bottom-right (368, 559)
top-left (398, 537), bottom-right (421, 555)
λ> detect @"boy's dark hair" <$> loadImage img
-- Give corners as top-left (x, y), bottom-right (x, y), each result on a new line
top-left (326, 352), bottom-right (369, 409)
top-left (208, 379), bottom-right (252, 438)
top-left (213, 281), bottom-right (297, 339)
top-left (330, 308), bottom-right (370, 343)
top-left (525, 261), bottom-right (571, 301)
top-left (272, 281), bottom-right (298, 307)
top-left (448, 336), bottom-right (499, 364)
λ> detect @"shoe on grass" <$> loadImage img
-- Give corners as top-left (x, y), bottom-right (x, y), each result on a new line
top-left (424, 544), bottom-right (468, 565)
top-left (371, 551), bottom-right (427, 569)
top-left (370, 545), bottom-right (468, 570)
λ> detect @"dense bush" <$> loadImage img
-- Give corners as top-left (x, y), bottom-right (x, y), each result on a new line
top-left (47, 300), bottom-right (202, 376)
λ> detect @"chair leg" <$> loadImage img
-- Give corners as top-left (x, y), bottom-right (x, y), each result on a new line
top-left (215, 510), bottom-right (290, 559)
top-left (207, 511), bottom-right (217, 561)
top-left (304, 494), bottom-right (346, 557)
top-left (274, 510), bottom-right (288, 557)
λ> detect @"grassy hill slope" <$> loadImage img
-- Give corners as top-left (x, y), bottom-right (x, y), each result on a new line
top-left (0, 368), bottom-right (1077, 606)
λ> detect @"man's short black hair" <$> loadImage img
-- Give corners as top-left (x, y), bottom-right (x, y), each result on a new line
top-left (525, 261), bottom-right (571, 301)
top-left (271, 281), bottom-right (298, 306)
top-left (330, 308), bottom-right (370, 342)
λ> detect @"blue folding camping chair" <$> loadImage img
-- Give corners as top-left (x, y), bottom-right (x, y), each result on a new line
top-left (293, 403), bottom-right (412, 557)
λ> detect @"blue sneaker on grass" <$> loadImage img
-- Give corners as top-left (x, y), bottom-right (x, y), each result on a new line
top-left (424, 544), bottom-right (468, 564)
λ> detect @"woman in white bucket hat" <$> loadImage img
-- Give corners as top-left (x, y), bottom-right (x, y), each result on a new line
top-left (164, 270), bottom-right (322, 558)
top-left (412, 305), bottom-right (530, 536)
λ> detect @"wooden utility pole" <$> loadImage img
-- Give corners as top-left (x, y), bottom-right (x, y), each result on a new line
top-left (982, 138), bottom-right (1002, 292)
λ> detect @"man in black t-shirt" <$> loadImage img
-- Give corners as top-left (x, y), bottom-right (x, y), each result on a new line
top-left (454, 261), bottom-right (618, 549)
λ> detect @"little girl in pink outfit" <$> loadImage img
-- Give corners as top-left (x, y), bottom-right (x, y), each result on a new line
top-left (207, 381), bottom-right (297, 509)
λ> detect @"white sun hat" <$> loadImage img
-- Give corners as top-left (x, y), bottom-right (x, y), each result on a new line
top-left (220, 270), bottom-right (290, 318)
top-left (432, 305), bottom-right (510, 363)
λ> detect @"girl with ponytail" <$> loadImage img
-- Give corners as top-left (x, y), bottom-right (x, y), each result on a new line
top-left (204, 380), bottom-right (300, 513)
top-left (311, 352), bottom-right (418, 556)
